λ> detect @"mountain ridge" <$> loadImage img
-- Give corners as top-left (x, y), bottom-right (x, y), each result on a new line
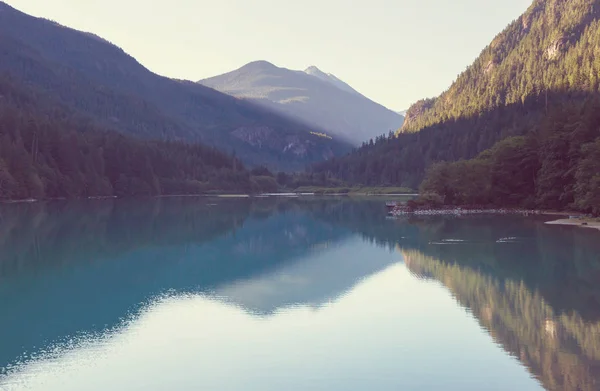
top-left (0, 2), bottom-right (351, 170)
top-left (200, 61), bottom-right (404, 145)
top-left (401, 0), bottom-right (600, 133)
top-left (303, 65), bottom-right (364, 97)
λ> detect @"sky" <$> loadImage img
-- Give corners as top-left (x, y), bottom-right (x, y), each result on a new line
top-left (5, 0), bottom-right (532, 110)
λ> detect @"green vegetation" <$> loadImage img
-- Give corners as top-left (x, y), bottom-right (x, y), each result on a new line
top-left (312, 0), bottom-right (600, 213)
top-left (309, 132), bottom-right (333, 140)
top-left (293, 186), bottom-right (414, 195)
top-left (0, 77), bottom-right (280, 200)
top-left (402, 0), bottom-right (600, 133)
top-left (418, 101), bottom-right (600, 214)
top-left (0, 2), bottom-right (351, 171)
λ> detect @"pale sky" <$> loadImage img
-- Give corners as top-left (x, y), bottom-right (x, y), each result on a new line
top-left (5, 0), bottom-right (532, 110)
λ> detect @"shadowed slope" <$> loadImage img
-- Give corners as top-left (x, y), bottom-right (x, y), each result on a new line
top-left (200, 61), bottom-right (404, 145)
top-left (0, 2), bottom-right (351, 170)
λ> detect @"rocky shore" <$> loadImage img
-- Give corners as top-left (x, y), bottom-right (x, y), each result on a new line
top-left (545, 218), bottom-right (600, 231)
top-left (389, 205), bottom-right (541, 217)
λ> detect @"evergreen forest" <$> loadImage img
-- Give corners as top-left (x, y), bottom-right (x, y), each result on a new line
top-left (312, 0), bottom-right (600, 214)
top-left (0, 77), bottom-right (278, 199)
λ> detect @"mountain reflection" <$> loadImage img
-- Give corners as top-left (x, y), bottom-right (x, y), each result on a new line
top-left (2, 197), bottom-right (600, 391)
top-left (0, 197), bottom-right (396, 371)
top-left (326, 210), bottom-right (600, 391)
top-left (214, 237), bottom-right (396, 315)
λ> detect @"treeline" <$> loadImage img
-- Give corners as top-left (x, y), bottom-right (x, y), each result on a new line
top-left (419, 96), bottom-right (600, 214)
top-left (0, 78), bottom-right (277, 200)
top-left (311, 0), bottom-right (600, 209)
top-left (311, 93), bottom-right (556, 188)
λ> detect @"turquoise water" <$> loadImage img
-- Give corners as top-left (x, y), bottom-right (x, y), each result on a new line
top-left (1, 197), bottom-right (599, 391)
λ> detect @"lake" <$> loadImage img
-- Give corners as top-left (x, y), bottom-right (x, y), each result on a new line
top-left (1, 197), bottom-right (599, 391)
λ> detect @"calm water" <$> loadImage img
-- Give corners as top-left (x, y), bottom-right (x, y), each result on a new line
top-left (1, 197), bottom-right (600, 391)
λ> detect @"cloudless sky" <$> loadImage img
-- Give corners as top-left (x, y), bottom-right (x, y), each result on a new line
top-left (5, 0), bottom-right (532, 110)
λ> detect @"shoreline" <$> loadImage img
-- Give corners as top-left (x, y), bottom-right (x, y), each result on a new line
top-left (389, 207), bottom-right (544, 217)
top-left (388, 205), bottom-right (600, 233)
top-left (0, 192), bottom-right (417, 204)
top-left (545, 218), bottom-right (600, 232)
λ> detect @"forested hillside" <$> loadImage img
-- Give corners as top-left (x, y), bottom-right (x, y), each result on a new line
top-left (313, 0), bottom-right (600, 213)
top-left (402, 0), bottom-right (600, 133)
top-left (0, 2), bottom-right (351, 171)
top-left (0, 77), bottom-right (277, 200)
top-left (419, 98), bottom-right (600, 214)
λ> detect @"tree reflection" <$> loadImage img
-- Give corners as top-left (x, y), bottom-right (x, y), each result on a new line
top-left (403, 248), bottom-right (600, 391)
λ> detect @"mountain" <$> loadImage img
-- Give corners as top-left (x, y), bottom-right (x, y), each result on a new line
top-left (199, 61), bottom-right (404, 145)
top-left (0, 2), bottom-right (351, 171)
top-left (0, 75), bottom-right (286, 200)
top-left (400, 0), bottom-right (600, 133)
top-left (303, 65), bottom-right (363, 97)
top-left (313, 0), bottom-right (600, 213)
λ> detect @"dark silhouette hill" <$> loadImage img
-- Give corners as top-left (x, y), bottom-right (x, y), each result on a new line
top-left (0, 2), bottom-right (351, 170)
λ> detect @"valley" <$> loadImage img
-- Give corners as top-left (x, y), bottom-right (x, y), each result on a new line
top-left (1, 1), bottom-right (600, 389)
top-left (0, 0), bottom-right (598, 214)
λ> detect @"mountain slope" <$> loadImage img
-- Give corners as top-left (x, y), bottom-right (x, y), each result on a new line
top-left (313, 0), bottom-right (600, 213)
top-left (199, 61), bottom-right (404, 145)
top-left (0, 75), bottom-right (277, 199)
top-left (303, 65), bottom-right (364, 97)
top-left (0, 2), bottom-right (351, 170)
top-left (402, 0), bottom-right (600, 132)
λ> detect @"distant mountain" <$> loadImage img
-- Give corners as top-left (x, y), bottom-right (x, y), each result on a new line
top-left (303, 65), bottom-right (363, 97)
top-left (200, 61), bottom-right (404, 145)
top-left (0, 2), bottom-right (351, 171)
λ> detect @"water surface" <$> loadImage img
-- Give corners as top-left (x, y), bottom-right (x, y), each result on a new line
top-left (1, 197), bottom-right (599, 391)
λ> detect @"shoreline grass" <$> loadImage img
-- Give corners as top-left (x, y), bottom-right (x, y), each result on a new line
top-left (292, 186), bottom-right (416, 195)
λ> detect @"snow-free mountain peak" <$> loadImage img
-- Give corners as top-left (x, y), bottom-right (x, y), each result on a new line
top-left (0, 6), bottom-right (352, 171)
top-left (200, 61), bottom-right (404, 145)
top-left (303, 65), bottom-right (362, 97)
top-left (240, 60), bottom-right (278, 71)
